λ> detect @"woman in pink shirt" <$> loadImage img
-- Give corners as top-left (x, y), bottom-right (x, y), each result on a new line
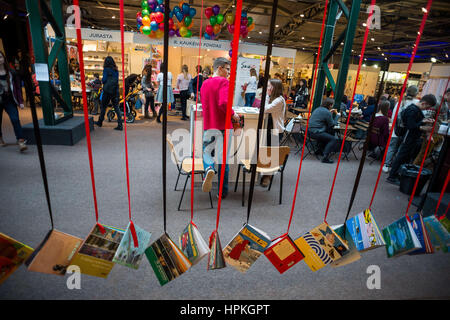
top-left (200, 57), bottom-right (240, 198)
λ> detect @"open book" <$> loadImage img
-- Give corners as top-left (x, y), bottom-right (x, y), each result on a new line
top-left (113, 222), bottom-right (152, 269)
top-left (346, 209), bottom-right (385, 252)
top-left (179, 222), bottom-right (209, 266)
top-left (264, 235), bottom-right (304, 274)
top-left (408, 213), bottom-right (433, 255)
top-left (1, 233), bottom-right (34, 284)
top-left (207, 231), bottom-right (226, 270)
top-left (223, 224), bottom-right (271, 273)
top-left (423, 215), bottom-right (450, 253)
top-left (329, 224), bottom-right (361, 268)
top-left (383, 216), bottom-right (422, 258)
top-left (145, 233), bottom-right (192, 286)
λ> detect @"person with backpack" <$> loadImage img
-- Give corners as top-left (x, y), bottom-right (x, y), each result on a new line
top-left (386, 94), bottom-right (437, 185)
top-left (382, 86), bottom-right (419, 173)
top-left (95, 56), bottom-right (122, 131)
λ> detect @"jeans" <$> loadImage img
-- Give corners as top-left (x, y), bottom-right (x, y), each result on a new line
top-left (384, 136), bottom-right (401, 166)
top-left (245, 92), bottom-right (256, 107)
top-left (203, 129), bottom-right (231, 195)
top-left (98, 91), bottom-right (122, 127)
top-left (179, 89), bottom-right (189, 118)
top-left (308, 130), bottom-right (338, 158)
top-left (0, 96), bottom-right (24, 140)
top-left (144, 95), bottom-right (155, 116)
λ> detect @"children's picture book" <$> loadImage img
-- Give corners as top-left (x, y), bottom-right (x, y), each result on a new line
top-left (440, 217), bottom-right (450, 233)
top-left (0, 233), bottom-right (34, 284)
top-left (264, 235), bottom-right (304, 274)
top-left (382, 216), bottom-right (422, 258)
top-left (346, 209), bottom-right (385, 252)
top-left (423, 215), bottom-right (450, 253)
top-left (223, 224), bottom-right (271, 273)
top-left (408, 213), bottom-right (433, 255)
top-left (145, 233), bottom-right (192, 286)
top-left (329, 224), bottom-right (361, 268)
top-left (112, 222), bottom-right (152, 269)
top-left (25, 229), bottom-right (82, 276)
top-left (70, 224), bottom-right (124, 278)
top-left (207, 230), bottom-right (226, 270)
top-left (179, 222), bottom-right (209, 266)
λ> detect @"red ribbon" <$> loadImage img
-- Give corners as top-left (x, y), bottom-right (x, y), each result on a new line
top-left (368, 0), bottom-right (433, 210)
top-left (73, 0), bottom-right (104, 235)
top-left (120, 0), bottom-right (138, 248)
top-left (323, 0), bottom-right (377, 224)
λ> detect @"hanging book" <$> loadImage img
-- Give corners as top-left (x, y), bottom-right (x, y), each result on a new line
top-left (264, 235), bottom-right (304, 274)
top-left (423, 215), bottom-right (450, 253)
top-left (207, 230), bottom-right (226, 270)
top-left (179, 222), bottom-right (209, 266)
top-left (408, 213), bottom-right (433, 255)
top-left (112, 222), bottom-right (152, 269)
top-left (294, 223), bottom-right (349, 272)
top-left (0, 233), bottom-right (34, 284)
top-left (439, 216), bottom-right (450, 233)
top-left (70, 224), bottom-right (125, 278)
top-left (345, 209), bottom-right (385, 252)
top-left (329, 224), bottom-right (361, 268)
top-left (223, 224), bottom-right (271, 273)
top-left (145, 233), bottom-right (192, 286)
top-left (382, 216), bottom-right (422, 258)
top-left (25, 229), bottom-right (83, 276)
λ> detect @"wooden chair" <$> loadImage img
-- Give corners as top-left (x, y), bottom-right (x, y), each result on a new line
top-left (344, 120), bottom-right (368, 160)
top-left (167, 135), bottom-right (213, 211)
top-left (234, 146), bottom-right (291, 206)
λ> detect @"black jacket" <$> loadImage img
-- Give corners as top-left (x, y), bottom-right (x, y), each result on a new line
top-left (402, 103), bottom-right (425, 141)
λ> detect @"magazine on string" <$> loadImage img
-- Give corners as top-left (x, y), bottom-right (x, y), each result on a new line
top-left (179, 222), bottom-right (209, 265)
top-left (207, 231), bottom-right (226, 270)
top-left (264, 235), bottom-right (303, 274)
top-left (329, 224), bottom-right (361, 268)
top-left (423, 215), bottom-right (450, 253)
top-left (408, 213), bottom-right (433, 255)
top-left (382, 216), bottom-right (422, 258)
top-left (223, 224), bottom-right (271, 273)
top-left (346, 209), bottom-right (385, 252)
top-left (0, 233), bottom-right (34, 284)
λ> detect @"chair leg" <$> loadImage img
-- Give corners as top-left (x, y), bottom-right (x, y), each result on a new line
top-left (242, 169), bottom-right (246, 207)
top-left (279, 171), bottom-right (283, 205)
top-left (178, 174), bottom-right (190, 211)
top-left (174, 170), bottom-right (181, 191)
top-left (209, 191), bottom-right (213, 208)
top-left (268, 175), bottom-right (274, 191)
top-left (234, 164), bottom-right (241, 192)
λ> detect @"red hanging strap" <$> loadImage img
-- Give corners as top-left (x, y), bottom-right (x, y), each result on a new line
top-left (368, 0), bottom-right (433, 210)
top-left (73, 0), bottom-right (104, 234)
top-left (323, 0), bottom-right (376, 224)
top-left (190, 0), bottom-right (205, 224)
top-left (120, 0), bottom-right (138, 247)
top-left (214, 0), bottom-right (243, 232)
top-left (405, 77), bottom-right (449, 216)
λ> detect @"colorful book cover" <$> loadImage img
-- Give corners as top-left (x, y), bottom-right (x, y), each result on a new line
top-left (409, 213), bottom-right (433, 255)
top-left (439, 217), bottom-right (450, 233)
top-left (112, 222), bottom-right (152, 269)
top-left (70, 224), bottom-right (124, 278)
top-left (0, 233), bottom-right (34, 284)
top-left (207, 231), bottom-right (226, 270)
top-left (25, 229), bottom-right (82, 276)
top-left (145, 233), bottom-right (192, 286)
top-left (382, 216), bottom-right (422, 258)
top-left (329, 224), bottom-right (361, 268)
top-left (179, 223), bottom-right (209, 265)
top-left (264, 235), bottom-right (304, 274)
top-left (423, 215), bottom-right (450, 253)
top-left (346, 209), bottom-right (385, 252)
top-left (223, 224), bottom-right (271, 273)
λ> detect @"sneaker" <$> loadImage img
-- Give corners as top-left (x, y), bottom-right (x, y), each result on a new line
top-left (216, 192), bottom-right (228, 200)
top-left (18, 140), bottom-right (27, 152)
top-left (114, 126), bottom-right (123, 131)
top-left (94, 121), bottom-right (102, 127)
top-left (321, 157), bottom-right (334, 164)
top-left (156, 117), bottom-right (161, 123)
top-left (0, 137), bottom-right (6, 147)
top-left (382, 165), bottom-right (390, 173)
top-left (202, 169), bottom-right (215, 193)
top-left (386, 177), bottom-right (400, 186)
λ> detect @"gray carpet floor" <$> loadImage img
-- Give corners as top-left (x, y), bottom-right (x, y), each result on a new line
top-left (1, 107), bottom-right (449, 300)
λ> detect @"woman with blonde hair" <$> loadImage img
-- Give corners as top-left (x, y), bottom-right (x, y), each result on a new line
top-left (244, 68), bottom-right (258, 107)
top-left (176, 64), bottom-right (192, 120)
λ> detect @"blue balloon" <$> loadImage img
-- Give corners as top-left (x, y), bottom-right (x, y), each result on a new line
top-left (173, 6), bottom-right (181, 13)
top-left (204, 32), bottom-right (211, 40)
top-left (150, 21), bottom-right (159, 31)
top-left (189, 8), bottom-right (196, 17)
top-left (182, 3), bottom-right (190, 15)
top-left (241, 11), bottom-right (247, 18)
top-left (155, 6), bottom-right (162, 13)
top-left (157, 0), bottom-right (163, 5)
top-left (176, 12), bottom-right (184, 22)
top-left (169, 11), bottom-right (174, 18)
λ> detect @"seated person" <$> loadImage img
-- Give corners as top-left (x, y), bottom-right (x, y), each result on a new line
top-left (361, 96), bottom-right (376, 122)
top-left (307, 98), bottom-right (339, 164)
top-left (368, 101), bottom-right (390, 158)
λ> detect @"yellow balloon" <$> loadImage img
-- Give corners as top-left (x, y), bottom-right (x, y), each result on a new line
top-left (155, 29), bottom-right (164, 38)
top-left (225, 13), bottom-right (234, 25)
top-left (179, 26), bottom-right (188, 37)
top-left (142, 16), bottom-right (150, 26)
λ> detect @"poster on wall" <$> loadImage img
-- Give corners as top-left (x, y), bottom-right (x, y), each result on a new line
top-left (234, 57), bottom-right (261, 107)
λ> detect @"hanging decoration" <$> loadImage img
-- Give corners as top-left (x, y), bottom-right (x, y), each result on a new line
top-left (225, 9), bottom-right (254, 39)
top-left (203, 4), bottom-right (224, 40)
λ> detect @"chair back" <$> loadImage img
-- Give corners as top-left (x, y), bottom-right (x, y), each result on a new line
top-left (166, 134), bottom-right (180, 165)
top-left (257, 146), bottom-right (290, 169)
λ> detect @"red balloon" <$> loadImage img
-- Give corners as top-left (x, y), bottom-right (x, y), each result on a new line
top-left (155, 12), bottom-right (164, 24)
top-left (227, 24), bottom-right (235, 34)
top-left (136, 12), bottom-right (142, 19)
top-left (241, 17), bottom-right (248, 26)
top-left (204, 7), bottom-right (213, 19)
top-left (150, 13), bottom-right (157, 21)
top-left (205, 25), bottom-right (214, 36)
top-left (240, 25), bottom-right (247, 35)
top-left (159, 23), bottom-right (164, 30)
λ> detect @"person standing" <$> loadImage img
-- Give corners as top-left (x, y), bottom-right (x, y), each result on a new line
top-left (141, 64), bottom-right (155, 119)
top-left (294, 79), bottom-right (309, 109)
top-left (155, 62), bottom-right (174, 123)
top-left (88, 73), bottom-right (102, 115)
top-left (244, 68), bottom-right (258, 107)
top-left (95, 56), bottom-right (122, 131)
top-left (176, 64), bottom-right (191, 120)
top-left (0, 52), bottom-right (27, 152)
top-left (189, 65), bottom-right (204, 102)
top-left (200, 57), bottom-right (240, 198)
top-left (387, 94), bottom-right (437, 185)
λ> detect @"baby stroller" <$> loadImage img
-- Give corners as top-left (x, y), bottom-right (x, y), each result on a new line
top-left (107, 86), bottom-right (140, 124)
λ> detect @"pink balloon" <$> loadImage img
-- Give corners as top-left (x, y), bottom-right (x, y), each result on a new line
top-left (205, 24), bottom-right (214, 36)
top-left (227, 24), bottom-right (235, 34)
top-left (240, 25), bottom-right (247, 34)
top-left (241, 17), bottom-right (248, 26)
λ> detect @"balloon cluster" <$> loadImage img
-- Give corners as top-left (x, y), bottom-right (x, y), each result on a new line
top-left (225, 10), bottom-right (254, 39)
top-left (136, 0), bottom-right (196, 39)
top-left (204, 5), bottom-right (223, 40)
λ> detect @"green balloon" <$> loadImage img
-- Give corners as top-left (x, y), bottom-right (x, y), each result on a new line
top-left (141, 0), bottom-right (148, 9)
top-left (184, 16), bottom-right (192, 27)
top-left (210, 16), bottom-right (217, 26)
top-left (247, 17), bottom-right (253, 27)
top-left (142, 26), bottom-right (151, 35)
top-left (216, 14), bottom-right (224, 24)
top-left (142, 8), bottom-right (150, 16)
top-left (185, 29), bottom-right (192, 38)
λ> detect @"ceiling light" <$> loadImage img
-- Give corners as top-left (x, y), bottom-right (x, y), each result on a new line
top-left (3, 14), bottom-right (8, 20)
top-left (431, 57), bottom-right (437, 63)
top-left (363, 63), bottom-right (366, 67)
top-left (259, 31), bottom-right (262, 34)
top-left (300, 14), bottom-right (305, 18)
top-left (371, 38), bottom-right (375, 41)
top-left (377, 47), bottom-right (381, 50)
top-left (384, 57), bottom-right (388, 60)
top-left (276, 24), bottom-right (279, 27)
top-left (381, 53), bottom-right (385, 56)
top-left (422, 7), bottom-right (427, 13)
top-left (248, 36), bottom-right (251, 39)
top-left (302, 48), bottom-right (305, 50)
top-left (362, 23), bottom-right (367, 27)
top-left (446, 53), bottom-right (449, 58)
top-left (301, 36), bottom-right (305, 40)
top-left (373, 64), bottom-right (378, 68)
top-left (112, 15), bottom-right (116, 19)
